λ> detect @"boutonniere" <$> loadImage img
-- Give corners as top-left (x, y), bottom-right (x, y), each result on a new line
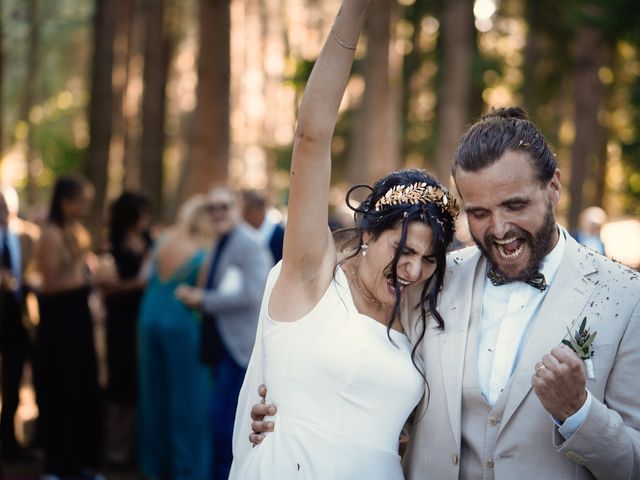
top-left (563, 317), bottom-right (597, 379)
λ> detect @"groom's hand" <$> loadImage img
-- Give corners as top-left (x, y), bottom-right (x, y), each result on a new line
top-left (249, 384), bottom-right (277, 445)
top-left (532, 345), bottom-right (588, 422)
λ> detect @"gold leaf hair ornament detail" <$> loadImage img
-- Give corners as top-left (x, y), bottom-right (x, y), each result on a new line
top-left (373, 182), bottom-right (459, 220)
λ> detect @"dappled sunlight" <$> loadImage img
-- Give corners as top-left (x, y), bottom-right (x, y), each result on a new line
top-left (474, 0), bottom-right (496, 32)
top-left (602, 219), bottom-right (640, 268)
top-left (0, 143), bottom-right (34, 187)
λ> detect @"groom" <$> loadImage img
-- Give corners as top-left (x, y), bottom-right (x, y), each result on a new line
top-left (399, 107), bottom-right (639, 479)
top-left (251, 107), bottom-right (640, 479)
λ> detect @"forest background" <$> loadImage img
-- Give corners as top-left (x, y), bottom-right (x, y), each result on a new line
top-left (1, 0), bottom-right (639, 253)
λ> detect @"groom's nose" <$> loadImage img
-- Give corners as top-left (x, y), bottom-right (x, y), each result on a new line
top-left (490, 211), bottom-right (512, 239)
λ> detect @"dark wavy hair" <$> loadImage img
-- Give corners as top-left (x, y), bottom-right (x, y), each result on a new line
top-left (48, 175), bottom-right (92, 227)
top-left (108, 191), bottom-right (152, 247)
top-left (336, 168), bottom-right (456, 375)
top-left (452, 106), bottom-right (557, 184)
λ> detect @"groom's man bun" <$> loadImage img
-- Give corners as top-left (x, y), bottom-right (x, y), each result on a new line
top-left (452, 105), bottom-right (557, 185)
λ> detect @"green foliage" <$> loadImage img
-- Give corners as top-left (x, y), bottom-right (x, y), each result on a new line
top-left (2, 0), bottom-right (91, 176)
top-left (400, 1), bottom-right (439, 171)
top-left (571, 0), bottom-right (640, 43)
top-left (35, 121), bottom-right (84, 177)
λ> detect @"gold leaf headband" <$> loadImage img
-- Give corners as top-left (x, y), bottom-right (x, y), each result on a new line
top-left (373, 182), bottom-right (459, 220)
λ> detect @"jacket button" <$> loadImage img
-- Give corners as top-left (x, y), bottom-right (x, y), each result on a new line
top-left (451, 453), bottom-right (459, 465)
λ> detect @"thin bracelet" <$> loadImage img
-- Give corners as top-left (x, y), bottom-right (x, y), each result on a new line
top-left (331, 26), bottom-right (357, 51)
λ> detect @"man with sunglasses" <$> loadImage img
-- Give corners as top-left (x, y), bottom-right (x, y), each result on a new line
top-left (176, 184), bottom-right (271, 479)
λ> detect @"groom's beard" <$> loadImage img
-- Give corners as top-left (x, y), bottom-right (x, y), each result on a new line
top-left (472, 204), bottom-right (557, 282)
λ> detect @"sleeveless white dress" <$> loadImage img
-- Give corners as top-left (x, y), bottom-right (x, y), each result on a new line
top-left (230, 263), bottom-right (423, 479)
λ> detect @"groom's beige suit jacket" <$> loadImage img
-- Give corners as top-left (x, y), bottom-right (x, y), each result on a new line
top-left (402, 233), bottom-right (640, 479)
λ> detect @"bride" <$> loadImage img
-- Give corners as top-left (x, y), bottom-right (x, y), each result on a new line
top-left (230, 1), bottom-right (458, 478)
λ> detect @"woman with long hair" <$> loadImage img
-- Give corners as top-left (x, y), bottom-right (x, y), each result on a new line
top-left (137, 195), bottom-right (214, 480)
top-left (103, 191), bottom-right (153, 466)
top-left (34, 174), bottom-right (102, 479)
top-left (230, 2), bottom-right (457, 478)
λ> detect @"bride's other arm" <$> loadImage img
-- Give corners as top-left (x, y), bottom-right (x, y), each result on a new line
top-left (247, 0), bottom-right (372, 445)
top-left (269, 0), bottom-right (371, 322)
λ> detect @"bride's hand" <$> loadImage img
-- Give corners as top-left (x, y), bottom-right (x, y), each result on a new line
top-left (249, 384), bottom-right (277, 445)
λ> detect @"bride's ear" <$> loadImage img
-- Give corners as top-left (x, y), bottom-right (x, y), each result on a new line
top-left (362, 231), bottom-right (372, 245)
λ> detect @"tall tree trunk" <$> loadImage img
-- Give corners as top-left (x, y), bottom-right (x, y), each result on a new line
top-left (107, 0), bottom-right (135, 200)
top-left (592, 135), bottom-right (608, 208)
top-left (568, 22), bottom-right (606, 230)
top-left (347, 0), bottom-right (395, 186)
top-left (387, 3), bottom-right (403, 176)
top-left (85, 0), bottom-right (116, 245)
top-left (591, 43), bottom-right (613, 209)
top-left (260, 0), bottom-right (283, 194)
top-left (122, 0), bottom-right (146, 190)
top-left (15, 0), bottom-right (40, 205)
top-left (180, 0), bottom-right (231, 200)
top-left (522, 2), bottom-right (544, 116)
top-left (140, 0), bottom-right (171, 220)
top-left (434, 0), bottom-right (473, 186)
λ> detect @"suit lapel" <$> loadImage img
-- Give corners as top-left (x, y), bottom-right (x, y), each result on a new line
top-left (438, 248), bottom-right (484, 448)
top-left (210, 228), bottom-right (235, 287)
top-left (499, 237), bottom-right (598, 432)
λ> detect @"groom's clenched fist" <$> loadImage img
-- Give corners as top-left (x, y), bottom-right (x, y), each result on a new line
top-left (532, 345), bottom-right (588, 422)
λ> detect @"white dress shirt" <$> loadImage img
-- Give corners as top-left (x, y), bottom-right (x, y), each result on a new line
top-left (477, 227), bottom-right (565, 405)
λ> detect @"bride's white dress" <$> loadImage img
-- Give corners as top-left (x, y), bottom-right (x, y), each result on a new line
top-left (230, 263), bottom-right (423, 479)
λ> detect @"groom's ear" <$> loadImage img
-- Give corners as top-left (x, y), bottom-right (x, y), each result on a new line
top-left (547, 169), bottom-right (561, 206)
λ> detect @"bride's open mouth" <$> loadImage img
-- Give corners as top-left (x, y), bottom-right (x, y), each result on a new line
top-left (386, 273), bottom-right (412, 295)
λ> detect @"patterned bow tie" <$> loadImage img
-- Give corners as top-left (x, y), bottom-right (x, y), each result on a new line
top-left (487, 267), bottom-right (547, 291)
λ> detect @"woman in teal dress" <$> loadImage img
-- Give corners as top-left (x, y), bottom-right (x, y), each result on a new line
top-left (138, 195), bottom-right (214, 480)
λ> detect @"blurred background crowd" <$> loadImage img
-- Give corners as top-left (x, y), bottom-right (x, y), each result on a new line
top-left (1, 179), bottom-right (284, 479)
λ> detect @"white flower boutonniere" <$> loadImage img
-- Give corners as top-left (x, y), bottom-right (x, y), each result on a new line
top-left (563, 317), bottom-right (597, 379)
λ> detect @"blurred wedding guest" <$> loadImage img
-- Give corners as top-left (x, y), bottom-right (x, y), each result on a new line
top-left (33, 175), bottom-right (103, 479)
top-left (447, 210), bottom-right (474, 252)
top-left (571, 205), bottom-right (607, 255)
top-left (137, 194), bottom-right (213, 480)
top-left (242, 190), bottom-right (285, 263)
top-left (102, 191), bottom-right (153, 467)
top-left (176, 185), bottom-right (271, 479)
top-left (0, 185), bottom-right (39, 463)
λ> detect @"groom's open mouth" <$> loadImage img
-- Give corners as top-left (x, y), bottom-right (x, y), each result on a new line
top-left (494, 235), bottom-right (526, 261)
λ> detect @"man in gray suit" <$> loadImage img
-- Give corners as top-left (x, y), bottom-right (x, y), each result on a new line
top-left (400, 106), bottom-right (639, 479)
top-left (177, 184), bottom-right (271, 479)
top-left (0, 185), bottom-right (38, 462)
top-left (250, 107), bottom-right (640, 479)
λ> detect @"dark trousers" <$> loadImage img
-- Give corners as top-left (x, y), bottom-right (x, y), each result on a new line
top-left (210, 348), bottom-right (245, 480)
top-left (0, 292), bottom-right (29, 457)
top-left (34, 288), bottom-right (102, 475)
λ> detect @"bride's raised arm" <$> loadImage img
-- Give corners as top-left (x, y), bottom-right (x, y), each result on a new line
top-left (270, 1), bottom-right (371, 319)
